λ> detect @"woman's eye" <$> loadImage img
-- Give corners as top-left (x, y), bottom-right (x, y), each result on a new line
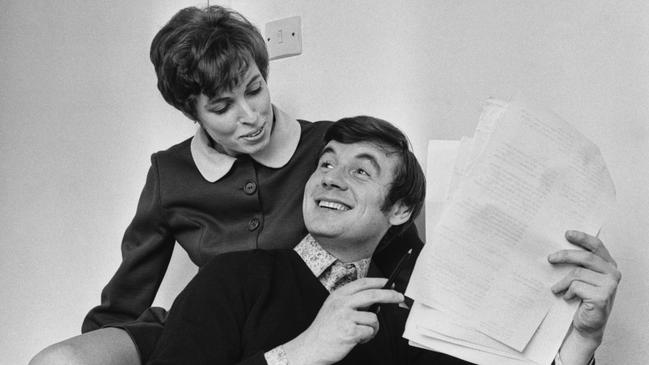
top-left (246, 82), bottom-right (263, 96)
top-left (320, 161), bottom-right (333, 169)
top-left (210, 104), bottom-right (230, 115)
top-left (246, 87), bottom-right (262, 96)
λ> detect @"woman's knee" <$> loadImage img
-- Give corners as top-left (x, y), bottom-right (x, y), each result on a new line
top-left (29, 328), bottom-right (140, 365)
top-left (29, 340), bottom-right (85, 365)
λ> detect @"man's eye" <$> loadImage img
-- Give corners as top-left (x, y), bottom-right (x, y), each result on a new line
top-left (355, 168), bottom-right (370, 177)
top-left (320, 161), bottom-right (333, 169)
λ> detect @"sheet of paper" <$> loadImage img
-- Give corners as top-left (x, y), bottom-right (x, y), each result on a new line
top-left (404, 317), bottom-right (536, 365)
top-left (463, 98), bottom-right (509, 176)
top-left (406, 98), bottom-right (616, 352)
top-left (425, 140), bottom-right (461, 243)
top-left (410, 303), bottom-right (529, 360)
top-left (448, 136), bottom-right (474, 201)
top-left (405, 299), bottom-right (575, 365)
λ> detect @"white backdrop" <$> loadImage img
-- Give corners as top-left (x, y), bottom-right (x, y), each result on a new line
top-left (1, 1), bottom-right (647, 364)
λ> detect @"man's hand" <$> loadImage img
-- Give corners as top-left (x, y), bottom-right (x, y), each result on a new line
top-left (282, 277), bottom-right (404, 365)
top-left (548, 230), bottom-right (622, 364)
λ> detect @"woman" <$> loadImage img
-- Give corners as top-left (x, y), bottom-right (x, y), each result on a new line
top-left (30, 5), bottom-right (422, 365)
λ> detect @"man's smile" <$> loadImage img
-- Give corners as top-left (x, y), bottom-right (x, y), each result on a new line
top-left (317, 199), bottom-right (351, 211)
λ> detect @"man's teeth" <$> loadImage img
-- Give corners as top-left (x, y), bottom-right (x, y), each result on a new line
top-left (318, 200), bottom-right (349, 211)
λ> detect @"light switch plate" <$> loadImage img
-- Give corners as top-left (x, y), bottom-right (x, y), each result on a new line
top-left (265, 16), bottom-right (302, 60)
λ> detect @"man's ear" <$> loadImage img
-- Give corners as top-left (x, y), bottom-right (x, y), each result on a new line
top-left (388, 200), bottom-right (412, 226)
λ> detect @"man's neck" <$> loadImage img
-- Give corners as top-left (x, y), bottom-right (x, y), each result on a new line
top-left (313, 235), bottom-right (378, 263)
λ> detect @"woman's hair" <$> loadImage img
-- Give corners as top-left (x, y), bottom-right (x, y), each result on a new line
top-left (150, 6), bottom-right (269, 120)
top-left (323, 116), bottom-right (426, 235)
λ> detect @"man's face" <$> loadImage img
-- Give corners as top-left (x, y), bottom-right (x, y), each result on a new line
top-left (303, 140), bottom-right (406, 247)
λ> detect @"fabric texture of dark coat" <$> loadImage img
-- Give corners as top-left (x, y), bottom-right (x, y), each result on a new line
top-left (146, 249), bottom-right (472, 365)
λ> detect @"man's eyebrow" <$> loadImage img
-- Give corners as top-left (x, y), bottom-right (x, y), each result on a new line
top-left (318, 146), bottom-right (335, 159)
top-left (318, 146), bottom-right (382, 173)
top-left (355, 153), bottom-right (381, 174)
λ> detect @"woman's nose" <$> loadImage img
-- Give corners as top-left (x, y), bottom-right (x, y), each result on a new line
top-left (237, 100), bottom-right (256, 124)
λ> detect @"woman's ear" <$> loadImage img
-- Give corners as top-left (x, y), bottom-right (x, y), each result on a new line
top-left (388, 200), bottom-right (412, 226)
top-left (183, 111), bottom-right (200, 124)
top-left (183, 95), bottom-right (200, 123)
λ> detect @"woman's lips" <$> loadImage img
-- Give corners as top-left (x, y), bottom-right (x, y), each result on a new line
top-left (240, 123), bottom-right (265, 140)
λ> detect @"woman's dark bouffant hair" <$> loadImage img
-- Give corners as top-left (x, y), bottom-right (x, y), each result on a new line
top-left (150, 5), bottom-right (269, 121)
top-left (324, 116), bottom-right (426, 235)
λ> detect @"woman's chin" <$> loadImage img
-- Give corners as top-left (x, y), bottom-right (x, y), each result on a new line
top-left (245, 136), bottom-right (271, 155)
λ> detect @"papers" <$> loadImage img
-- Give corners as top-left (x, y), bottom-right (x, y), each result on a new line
top-left (405, 98), bottom-right (616, 365)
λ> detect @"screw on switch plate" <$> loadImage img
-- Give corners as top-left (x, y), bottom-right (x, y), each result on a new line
top-left (265, 16), bottom-right (302, 60)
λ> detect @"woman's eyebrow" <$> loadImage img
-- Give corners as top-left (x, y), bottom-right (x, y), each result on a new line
top-left (246, 74), bottom-right (261, 86)
top-left (207, 75), bottom-right (262, 105)
top-left (207, 95), bottom-right (231, 105)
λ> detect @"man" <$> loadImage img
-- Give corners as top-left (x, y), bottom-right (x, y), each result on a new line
top-left (147, 116), bottom-right (620, 365)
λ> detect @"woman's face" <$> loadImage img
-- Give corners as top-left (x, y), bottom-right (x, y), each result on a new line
top-left (194, 63), bottom-right (273, 156)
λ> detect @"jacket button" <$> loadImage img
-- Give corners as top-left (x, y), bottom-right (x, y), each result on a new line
top-left (244, 181), bottom-right (257, 195)
top-left (248, 217), bottom-right (260, 231)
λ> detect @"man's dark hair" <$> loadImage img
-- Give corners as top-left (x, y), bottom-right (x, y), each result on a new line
top-left (150, 5), bottom-right (269, 121)
top-left (324, 116), bottom-right (426, 235)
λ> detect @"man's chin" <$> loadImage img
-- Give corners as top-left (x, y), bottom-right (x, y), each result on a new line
top-left (305, 225), bottom-right (341, 240)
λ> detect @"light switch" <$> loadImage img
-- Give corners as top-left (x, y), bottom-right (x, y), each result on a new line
top-left (265, 16), bottom-right (302, 60)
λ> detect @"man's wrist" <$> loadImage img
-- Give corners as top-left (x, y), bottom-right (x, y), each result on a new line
top-left (280, 333), bottom-right (328, 365)
top-left (557, 326), bottom-right (602, 365)
top-left (554, 352), bottom-right (596, 365)
top-left (264, 346), bottom-right (289, 365)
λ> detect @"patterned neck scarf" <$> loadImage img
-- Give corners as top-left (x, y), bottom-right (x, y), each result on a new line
top-left (293, 234), bottom-right (371, 292)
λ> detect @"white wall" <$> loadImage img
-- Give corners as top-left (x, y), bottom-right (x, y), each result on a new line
top-left (1, 1), bottom-right (647, 364)
top-left (0, 1), bottom-right (207, 364)
top-left (230, 1), bottom-right (648, 364)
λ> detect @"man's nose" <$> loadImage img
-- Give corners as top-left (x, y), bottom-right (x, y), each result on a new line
top-left (321, 167), bottom-right (348, 190)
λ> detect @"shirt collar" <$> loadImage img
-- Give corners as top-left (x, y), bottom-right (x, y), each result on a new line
top-left (190, 105), bottom-right (301, 182)
top-left (294, 234), bottom-right (371, 280)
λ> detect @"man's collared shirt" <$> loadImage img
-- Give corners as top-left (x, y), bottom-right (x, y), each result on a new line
top-left (294, 234), bottom-right (371, 292)
top-left (264, 234), bottom-right (371, 365)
